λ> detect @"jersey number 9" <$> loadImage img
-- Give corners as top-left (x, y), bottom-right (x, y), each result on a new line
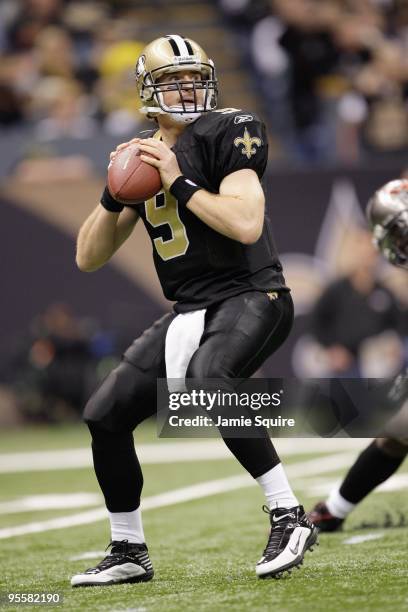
top-left (145, 191), bottom-right (190, 260)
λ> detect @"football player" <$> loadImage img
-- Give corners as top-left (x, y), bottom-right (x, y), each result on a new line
top-left (309, 179), bottom-right (408, 532)
top-left (71, 34), bottom-right (317, 587)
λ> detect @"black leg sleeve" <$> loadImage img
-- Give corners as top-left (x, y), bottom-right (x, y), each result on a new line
top-left (339, 440), bottom-right (405, 504)
top-left (88, 423), bottom-right (143, 512)
top-left (221, 436), bottom-right (280, 479)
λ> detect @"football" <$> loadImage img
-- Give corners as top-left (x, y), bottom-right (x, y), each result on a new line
top-left (107, 143), bottom-right (162, 204)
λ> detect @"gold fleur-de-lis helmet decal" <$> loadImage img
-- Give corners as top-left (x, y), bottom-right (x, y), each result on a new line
top-left (234, 126), bottom-right (262, 159)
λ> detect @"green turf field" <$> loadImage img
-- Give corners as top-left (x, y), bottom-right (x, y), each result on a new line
top-left (0, 425), bottom-right (407, 612)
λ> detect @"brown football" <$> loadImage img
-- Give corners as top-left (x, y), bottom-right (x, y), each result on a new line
top-left (107, 143), bottom-right (162, 205)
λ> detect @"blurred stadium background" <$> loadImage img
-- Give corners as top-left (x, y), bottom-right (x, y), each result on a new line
top-left (1, 0), bottom-right (407, 423)
top-left (0, 2), bottom-right (407, 609)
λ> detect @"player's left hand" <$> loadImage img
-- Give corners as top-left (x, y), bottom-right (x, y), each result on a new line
top-left (133, 138), bottom-right (182, 191)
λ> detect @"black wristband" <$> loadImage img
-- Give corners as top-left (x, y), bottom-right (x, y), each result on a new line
top-left (169, 176), bottom-right (202, 206)
top-left (100, 186), bottom-right (124, 213)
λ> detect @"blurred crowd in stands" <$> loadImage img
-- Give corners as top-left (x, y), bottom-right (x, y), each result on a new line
top-left (220, 0), bottom-right (408, 161)
top-left (0, 0), bottom-right (146, 140)
top-left (1, 0), bottom-right (408, 162)
top-left (0, 302), bottom-right (119, 423)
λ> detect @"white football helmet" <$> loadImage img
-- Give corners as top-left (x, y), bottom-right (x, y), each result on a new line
top-left (367, 179), bottom-right (408, 268)
top-left (135, 34), bottom-right (218, 124)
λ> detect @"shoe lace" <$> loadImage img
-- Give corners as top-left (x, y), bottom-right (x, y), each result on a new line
top-left (94, 554), bottom-right (119, 571)
top-left (262, 505), bottom-right (292, 557)
top-left (104, 539), bottom-right (128, 553)
top-left (88, 540), bottom-right (130, 572)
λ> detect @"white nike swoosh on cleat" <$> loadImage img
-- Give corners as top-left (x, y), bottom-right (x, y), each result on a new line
top-left (289, 533), bottom-right (302, 555)
top-left (272, 513), bottom-right (295, 523)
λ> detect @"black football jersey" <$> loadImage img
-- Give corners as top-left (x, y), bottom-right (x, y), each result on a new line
top-left (136, 108), bottom-right (289, 312)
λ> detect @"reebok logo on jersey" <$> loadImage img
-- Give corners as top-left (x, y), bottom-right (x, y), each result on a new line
top-left (234, 114), bottom-right (253, 124)
top-left (234, 127), bottom-right (262, 160)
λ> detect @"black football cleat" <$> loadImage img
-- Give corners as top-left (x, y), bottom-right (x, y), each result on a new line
top-left (307, 501), bottom-right (344, 532)
top-left (71, 540), bottom-right (154, 587)
top-left (256, 505), bottom-right (318, 579)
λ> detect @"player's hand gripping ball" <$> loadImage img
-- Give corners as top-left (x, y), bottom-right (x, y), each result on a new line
top-left (107, 143), bottom-right (162, 205)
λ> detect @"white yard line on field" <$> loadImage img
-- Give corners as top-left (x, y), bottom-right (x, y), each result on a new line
top-left (0, 451), bottom-right (357, 539)
top-left (4, 469), bottom-right (406, 517)
top-left (0, 438), bottom-right (365, 473)
top-left (69, 551), bottom-right (106, 561)
top-left (343, 533), bottom-right (385, 545)
top-left (0, 493), bottom-right (102, 515)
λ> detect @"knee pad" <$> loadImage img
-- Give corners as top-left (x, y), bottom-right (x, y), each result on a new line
top-left (83, 360), bottom-right (155, 432)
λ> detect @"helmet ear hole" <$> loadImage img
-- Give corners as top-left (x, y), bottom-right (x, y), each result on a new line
top-left (141, 84), bottom-right (154, 102)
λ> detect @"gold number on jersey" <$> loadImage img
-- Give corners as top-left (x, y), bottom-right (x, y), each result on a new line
top-left (145, 191), bottom-right (189, 261)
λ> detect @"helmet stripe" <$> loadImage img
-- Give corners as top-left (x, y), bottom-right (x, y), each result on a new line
top-left (166, 36), bottom-right (181, 56)
top-left (184, 38), bottom-right (194, 55)
top-left (166, 34), bottom-right (190, 57)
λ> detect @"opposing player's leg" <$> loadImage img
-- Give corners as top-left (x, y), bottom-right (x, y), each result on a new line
top-left (309, 436), bottom-right (407, 532)
top-left (186, 291), bottom-right (318, 578)
top-left (71, 313), bottom-right (174, 587)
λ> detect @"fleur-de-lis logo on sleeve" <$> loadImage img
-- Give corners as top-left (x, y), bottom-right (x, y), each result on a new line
top-left (233, 127), bottom-right (262, 159)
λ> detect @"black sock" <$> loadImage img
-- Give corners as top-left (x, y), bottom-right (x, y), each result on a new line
top-left (339, 440), bottom-right (405, 504)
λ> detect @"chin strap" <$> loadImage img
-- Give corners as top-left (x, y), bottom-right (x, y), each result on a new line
top-left (141, 106), bottom-right (202, 124)
top-left (167, 112), bottom-right (202, 124)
